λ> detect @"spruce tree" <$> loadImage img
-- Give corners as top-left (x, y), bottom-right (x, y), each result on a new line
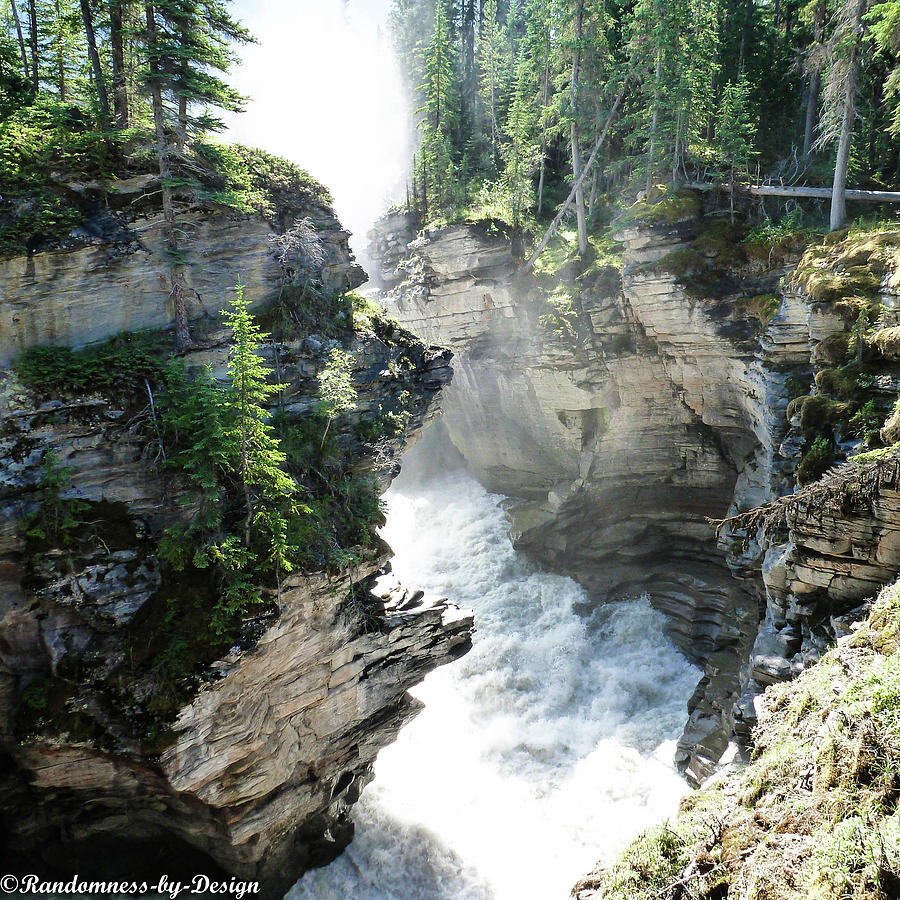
top-left (141, 0), bottom-right (251, 348)
top-left (220, 281), bottom-right (296, 561)
top-left (717, 75), bottom-right (756, 221)
top-left (417, 0), bottom-right (457, 217)
top-left (503, 48), bottom-right (538, 225)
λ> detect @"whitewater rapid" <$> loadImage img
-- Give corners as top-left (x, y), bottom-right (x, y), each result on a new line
top-left (288, 468), bottom-right (699, 900)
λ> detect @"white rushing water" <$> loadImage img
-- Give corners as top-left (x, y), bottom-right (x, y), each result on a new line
top-left (288, 467), bottom-right (700, 900)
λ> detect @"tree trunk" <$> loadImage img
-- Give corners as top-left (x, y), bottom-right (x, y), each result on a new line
top-left (27, 0), bottom-right (38, 92)
top-left (646, 51), bottom-right (662, 194)
top-left (570, 0), bottom-right (588, 256)
top-left (110, 0), bottom-right (129, 127)
top-left (10, 0), bottom-right (29, 85)
top-left (829, 0), bottom-right (865, 232)
top-left (54, 0), bottom-right (66, 99)
top-left (145, 1), bottom-right (192, 350)
top-left (802, 71), bottom-right (820, 159)
top-left (536, 51), bottom-right (550, 217)
top-left (81, 0), bottom-right (111, 124)
top-left (830, 86), bottom-right (855, 231)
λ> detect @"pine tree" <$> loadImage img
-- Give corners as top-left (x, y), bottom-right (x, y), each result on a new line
top-left (141, 0), bottom-right (251, 348)
top-left (479, 0), bottom-right (506, 170)
top-left (802, 0), bottom-right (828, 157)
top-left (80, 0), bottom-right (110, 122)
top-left (317, 347), bottom-right (357, 451)
top-left (716, 75), bottom-right (756, 221)
top-left (9, 0), bottom-right (29, 86)
top-left (220, 281), bottom-right (296, 559)
top-left (417, 0), bottom-right (458, 217)
top-left (108, 0), bottom-right (129, 125)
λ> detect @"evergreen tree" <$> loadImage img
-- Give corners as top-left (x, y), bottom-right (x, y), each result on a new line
top-left (417, 0), bottom-right (458, 217)
top-left (141, 0), bottom-right (251, 348)
top-left (802, 0), bottom-right (828, 157)
top-left (716, 75), bottom-right (756, 220)
top-left (478, 0), bottom-right (506, 170)
top-left (220, 280), bottom-right (296, 558)
top-left (502, 47), bottom-right (538, 225)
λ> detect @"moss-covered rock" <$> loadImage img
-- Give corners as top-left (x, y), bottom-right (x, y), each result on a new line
top-left (617, 188), bottom-right (702, 228)
top-left (577, 578), bottom-right (900, 900)
top-left (872, 326), bottom-right (900, 362)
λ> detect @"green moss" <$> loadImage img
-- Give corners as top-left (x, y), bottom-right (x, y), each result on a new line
top-left (652, 247), bottom-right (707, 278)
top-left (794, 395), bottom-right (852, 435)
top-left (871, 326), bottom-right (900, 361)
top-left (617, 187), bottom-right (701, 227)
top-left (815, 333), bottom-right (852, 366)
top-left (734, 293), bottom-right (780, 324)
top-left (691, 221), bottom-right (747, 261)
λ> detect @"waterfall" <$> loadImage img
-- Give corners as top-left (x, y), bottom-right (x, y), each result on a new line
top-left (287, 466), bottom-right (700, 900)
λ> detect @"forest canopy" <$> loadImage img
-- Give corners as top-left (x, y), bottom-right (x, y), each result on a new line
top-left (389, 0), bottom-right (900, 235)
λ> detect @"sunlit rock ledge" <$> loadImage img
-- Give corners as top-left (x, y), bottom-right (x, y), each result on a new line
top-left (0, 186), bottom-right (472, 897)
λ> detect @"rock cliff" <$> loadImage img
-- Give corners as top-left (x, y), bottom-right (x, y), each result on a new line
top-left (369, 201), bottom-right (900, 785)
top-left (0, 177), bottom-right (472, 896)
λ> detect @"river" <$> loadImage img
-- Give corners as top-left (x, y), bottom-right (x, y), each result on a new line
top-left (287, 463), bottom-right (699, 900)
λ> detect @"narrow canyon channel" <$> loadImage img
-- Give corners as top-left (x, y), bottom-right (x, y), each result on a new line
top-left (289, 454), bottom-right (700, 900)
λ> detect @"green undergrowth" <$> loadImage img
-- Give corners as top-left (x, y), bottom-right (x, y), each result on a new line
top-left (581, 579), bottom-right (900, 900)
top-left (530, 225), bottom-right (623, 344)
top-left (193, 142), bottom-right (332, 229)
top-left (13, 292), bottom-right (406, 739)
top-left (0, 96), bottom-right (333, 255)
top-left (646, 215), bottom-right (810, 305)
top-left (0, 97), bottom-right (138, 254)
top-left (14, 330), bottom-right (172, 394)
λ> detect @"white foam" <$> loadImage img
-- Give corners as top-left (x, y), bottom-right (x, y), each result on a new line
top-left (287, 471), bottom-right (699, 900)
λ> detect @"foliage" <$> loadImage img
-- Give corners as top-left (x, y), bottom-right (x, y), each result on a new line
top-left (193, 142), bottom-right (332, 224)
top-left (0, 97), bottom-right (124, 254)
top-left (157, 283), bottom-right (297, 635)
top-left (20, 452), bottom-right (91, 546)
top-left (15, 331), bottom-right (170, 394)
top-left (797, 434), bottom-right (837, 483)
top-left (317, 347), bottom-right (358, 448)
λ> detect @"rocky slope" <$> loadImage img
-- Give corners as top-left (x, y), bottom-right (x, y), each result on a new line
top-left (0, 175), bottom-right (471, 895)
top-left (369, 201), bottom-right (900, 785)
top-left (576, 557), bottom-right (900, 900)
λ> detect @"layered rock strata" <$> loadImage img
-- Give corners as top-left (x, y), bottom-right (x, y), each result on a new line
top-left (0, 192), bottom-right (471, 895)
top-left (369, 205), bottom-right (840, 783)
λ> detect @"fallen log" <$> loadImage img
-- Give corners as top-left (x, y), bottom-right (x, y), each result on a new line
top-left (524, 82), bottom-right (626, 271)
top-left (685, 181), bottom-right (900, 203)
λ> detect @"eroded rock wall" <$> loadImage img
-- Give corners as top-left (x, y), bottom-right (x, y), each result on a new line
top-left (0, 200), bottom-right (471, 896)
top-left (369, 205), bottom-right (833, 782)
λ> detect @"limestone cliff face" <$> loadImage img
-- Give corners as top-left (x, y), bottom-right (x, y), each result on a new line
top-left (369, 204), bottom-right (861, 784)
top-left (0, 195), bottom-right (471, 895)
top-left (0, 195), bottom-right (363, 365)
